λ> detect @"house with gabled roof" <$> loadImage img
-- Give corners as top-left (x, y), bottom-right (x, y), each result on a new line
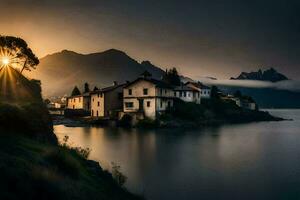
top-left (122, 71), bottom-right (174, 120)
top-left (66, 93), bottom-right (91, 111)
top-left (174, 85), bottom-right (201, 104)
top-left (90, 82), bottom-right (125, 118)
top-left (185, 81), bottom-right (211, 99)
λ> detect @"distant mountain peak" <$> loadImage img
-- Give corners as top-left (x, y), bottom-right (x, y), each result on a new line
top-left (30, 48), bottom-right (165, 96)
top-left (231, 68), bottom-right (289, 82)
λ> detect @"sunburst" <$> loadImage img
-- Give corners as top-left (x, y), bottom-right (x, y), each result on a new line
top-left (0, 47), bottom-right (22, 69)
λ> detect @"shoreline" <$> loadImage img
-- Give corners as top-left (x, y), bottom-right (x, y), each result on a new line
top-left (52, 111), bottom-right (287, 129)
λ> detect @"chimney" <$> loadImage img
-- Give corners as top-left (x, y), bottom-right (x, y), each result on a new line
top-left (113, 81), bottom-right (118, 86)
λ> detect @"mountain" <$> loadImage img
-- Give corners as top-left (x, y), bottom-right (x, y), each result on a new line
top-left (231, 68), bottom-right (288, 82)
top-left (28, 49), bottom-right (165, 97)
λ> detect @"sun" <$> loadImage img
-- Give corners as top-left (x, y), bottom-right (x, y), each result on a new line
top-left (2, 57), bottom-right (10, 66)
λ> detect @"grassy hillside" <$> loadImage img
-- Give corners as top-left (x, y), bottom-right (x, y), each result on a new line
top-left (0, 135), bottom-right (142, 200)
top-left (0, 67), bottom-right (142, 199)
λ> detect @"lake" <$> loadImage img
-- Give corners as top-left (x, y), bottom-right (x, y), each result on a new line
top-left (54, 110), bottom-right (300, 200)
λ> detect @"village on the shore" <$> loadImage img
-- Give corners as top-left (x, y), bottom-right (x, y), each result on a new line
top-left (47, 69), bottom-right (257, 125)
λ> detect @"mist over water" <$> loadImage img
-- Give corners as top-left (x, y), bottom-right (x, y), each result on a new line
top-left (55, 110), bottom-right (300, 200)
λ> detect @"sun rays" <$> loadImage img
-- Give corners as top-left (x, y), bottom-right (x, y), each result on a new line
top-left (0, 47), bottom-right (23, 70)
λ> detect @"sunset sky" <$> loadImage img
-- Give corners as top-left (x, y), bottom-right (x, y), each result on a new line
top-left (1, 0), bottom-right (299, 80)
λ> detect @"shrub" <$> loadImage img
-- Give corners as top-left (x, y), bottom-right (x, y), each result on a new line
top-left (118, 114), bottom-right (132, 127)
top-left (136, 118), bottom-right (156, 128)
top-left (45, 148), bottom-right (81, 179)
top-left (111, 162), bottom-right (127, 187)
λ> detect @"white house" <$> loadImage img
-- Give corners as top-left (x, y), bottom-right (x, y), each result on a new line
top-left (185, 82), bottom-right (211, 99)
top-left (90, 83), bottom-right (125, 118)
top-left (122, 73), bottom-right (174, 120)
top-left (174, 85), bottom-right (201, 104)
top-left (66, 93), bottom-right (91, 111)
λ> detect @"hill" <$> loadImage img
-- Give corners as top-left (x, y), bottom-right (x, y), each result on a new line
top-left (0, 66), bottom-right (142, 200)
top-left (231, 68), bottom-right (288, 82)
top-left (29, 49), bottom-right (165, 96)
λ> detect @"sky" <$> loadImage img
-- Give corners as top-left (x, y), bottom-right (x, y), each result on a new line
top-left (1, 0), bottom-right (299, 80)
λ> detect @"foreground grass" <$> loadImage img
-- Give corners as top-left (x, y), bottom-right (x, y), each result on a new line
top-left (0, 134), bottom-right (142, 200)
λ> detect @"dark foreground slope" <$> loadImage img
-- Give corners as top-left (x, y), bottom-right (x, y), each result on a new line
top-left (0, 135), bottom-right (142, 200)
top-left (0, 67), bottom-right (142, 200)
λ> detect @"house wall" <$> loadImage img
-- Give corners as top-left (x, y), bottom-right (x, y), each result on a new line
top-left (200, 89), bottom-right (211, 99)
top-left (123, 79), bottom-right (174, 120)
top-left (155, 88), bottom-right (174, 98)
top-left (91, 93), bottom-right (105, 117)
top-left (156, 98), bottom-right (173, 112)
top-left (174, 91), bottom-right (201, 104)
top-left (185, 83), bottom-right (211, 99)
top-left (124, 80), bottom-right (156, 98)
top-left (67, 96), bottom-right (90, 110)
top-left (104, 86), bottom-right (124, 117)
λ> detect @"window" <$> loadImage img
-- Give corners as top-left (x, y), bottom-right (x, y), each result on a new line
top-left (125, 102), bottom-right (134, 108)
top-left (143, 88), bottom-right (148, 95)
top-left (188, 92), bottom-right (190, 97)
top-left (92, 98), bottom-right (94, 102)
top-left (160, 89), bottom-right (163, 95)
top-left (73, 105), bottom-right (75, 109)
top-left (147, 101), bottom-right (151, 107)
top-left (160, 101), bottom-right (163, 108)
top-left (128, 89), bottom-right (132, 95)
top-left (91, 110), bottom-right (94, 116)
top-left (183, 92), bottom-right (186, 97)
top-left (97, 93), bottom-right (100, 98)
top-left (165, 89), bottom-right (167, 94)
top-left (96, 111), bottom-right (99, 117)
top-left (174, 91), bottom-right (176, 96)
top-left (98, 102), bottom-right (100, 107)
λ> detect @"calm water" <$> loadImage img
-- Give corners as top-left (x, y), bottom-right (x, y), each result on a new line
top-left (54, 110), bottom-right (300, 200)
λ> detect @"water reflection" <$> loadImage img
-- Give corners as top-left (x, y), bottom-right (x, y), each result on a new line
top-left (54, 110), bottom-right (300, 200)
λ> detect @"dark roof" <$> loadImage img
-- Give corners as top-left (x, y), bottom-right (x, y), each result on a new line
top-left (174, 85), bottom-right (197, 91)
top-left (185, 81), bottom-right (210, 89)
top-left (90, 83), bottom-right (126, 94)
top-left (68, 92), bottom-right (90, 98)
top-left (140, 70), bottom-right (152, 77)
top-left (124, 77), bottom-right (174, 89)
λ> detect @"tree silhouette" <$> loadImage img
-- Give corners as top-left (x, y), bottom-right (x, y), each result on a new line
top-left (211, 86), bottom-right (220, 100)
top-left (0, 36), bottom-right (39, 73)
top-left (93, 86), bottom-right (99, 91)
top-left (71, 86), bottom-right (81, 96)
top-left (162, 67), bottom-right (181, 86)
top-left (84, 82), bottom-right (90, 93)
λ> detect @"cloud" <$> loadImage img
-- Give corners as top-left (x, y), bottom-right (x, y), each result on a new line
top-left (195, 77), bottom-right (300, 92)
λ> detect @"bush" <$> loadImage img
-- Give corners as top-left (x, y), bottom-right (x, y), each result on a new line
top-left (171, 99), bottom-right (205, 121)
top-left (118, 114), bottom-right (132, 127)
top-left (136, 118), bottom-right (157, 128)
top-left (111, 162), bottom-right (127, 187)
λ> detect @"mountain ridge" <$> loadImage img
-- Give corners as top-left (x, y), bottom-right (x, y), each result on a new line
top-left (231, 68), bottom-right (289, 82)
top-left (28, 49), bottom-right (165, 96)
